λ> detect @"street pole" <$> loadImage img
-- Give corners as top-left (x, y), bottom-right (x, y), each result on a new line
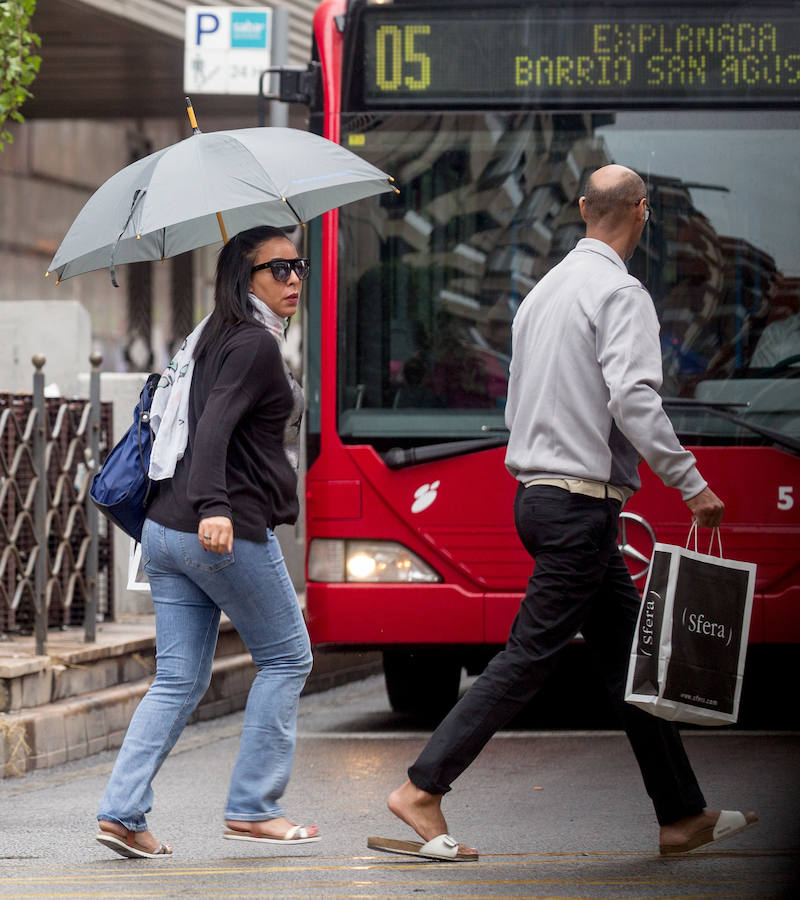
top-left (270, 6), bottom-right (289, 127)
top-left (84, 353), bottom-right (102, 642)
top-left (32, 355), bottom-right (47, 656)
top-left (256, 6), bottom-right (290, 127)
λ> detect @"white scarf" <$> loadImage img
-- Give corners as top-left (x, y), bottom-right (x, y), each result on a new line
top-left (148, 294), bottom-right (287, 480)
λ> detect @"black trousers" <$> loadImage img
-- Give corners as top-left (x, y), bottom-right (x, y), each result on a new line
top-left (408, 484), bottom-right (706, 826)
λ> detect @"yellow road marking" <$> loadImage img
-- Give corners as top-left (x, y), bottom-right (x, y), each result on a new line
top-left (1, 849), bottom-right (792, 884)
top-left (1, 848), bottom-right (793, 900)
top-left (0, 881), bottom-right (774, 900)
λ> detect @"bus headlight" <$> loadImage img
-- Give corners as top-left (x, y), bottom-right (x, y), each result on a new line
top-left (308, 539), bottom-right (441, 583)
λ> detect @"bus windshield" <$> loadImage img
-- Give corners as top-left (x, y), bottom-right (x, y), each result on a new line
top-left (336, 109), bottom-right (800, 449)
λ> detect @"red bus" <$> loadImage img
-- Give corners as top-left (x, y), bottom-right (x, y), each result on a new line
top-left (300, 0), bottom-right (800, 717)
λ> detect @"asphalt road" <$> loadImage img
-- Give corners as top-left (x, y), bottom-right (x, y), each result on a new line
top-left (1, 673), bottom-right (798, 899)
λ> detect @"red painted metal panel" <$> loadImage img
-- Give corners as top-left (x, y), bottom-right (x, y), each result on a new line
top-left (306, 441), bottom-right (800, 646)
top-left (307, 480), bottom-right (362, 520)
top-left (762, 587), bottom-right (800, 643)
top-left (305, 582), bottom-right (484, 645)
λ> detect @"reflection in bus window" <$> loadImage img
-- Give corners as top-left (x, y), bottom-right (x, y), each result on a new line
top-left (750, 284), bottom-right (800, 370)
top-left (337, 110), bottom-right (800, 445)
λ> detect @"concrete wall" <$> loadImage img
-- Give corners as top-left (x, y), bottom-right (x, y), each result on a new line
top-left (0, 301), bottom-right (91, 397)
top-left (0, 118), bottom-right (194, 371)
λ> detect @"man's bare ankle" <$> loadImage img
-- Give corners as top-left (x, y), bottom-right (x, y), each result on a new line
top-left (660, 809), bottom-right (716, 837)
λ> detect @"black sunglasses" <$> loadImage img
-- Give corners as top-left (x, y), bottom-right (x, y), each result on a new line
top-left (251, 258), bottom-right (311, 282)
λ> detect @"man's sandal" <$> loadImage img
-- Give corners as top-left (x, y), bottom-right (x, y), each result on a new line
top-left (659, 810), bottom-right (758, 855)
top-left (367, 834), bottom-right (478, 861)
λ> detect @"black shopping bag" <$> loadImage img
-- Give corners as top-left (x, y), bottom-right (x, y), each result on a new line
top-left (625, 527), bottom-right (756, 725)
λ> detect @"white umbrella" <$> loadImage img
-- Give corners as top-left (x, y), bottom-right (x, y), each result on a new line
top-left (47, 125), bottom-right (397, 284)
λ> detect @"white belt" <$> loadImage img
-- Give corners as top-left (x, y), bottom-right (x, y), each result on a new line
top-left (523, 477), bottom-right (629, 505)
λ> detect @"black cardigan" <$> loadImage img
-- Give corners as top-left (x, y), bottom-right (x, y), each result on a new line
top-left (147, 323), bottom-right (298, 541)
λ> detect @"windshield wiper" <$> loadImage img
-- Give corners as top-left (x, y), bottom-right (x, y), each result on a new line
top-left (383, 434), bottom-right (508, 468)
top-left (663, 397), bottom-right (800, 455)
top-left (384, 398), bottom-right (800, 468)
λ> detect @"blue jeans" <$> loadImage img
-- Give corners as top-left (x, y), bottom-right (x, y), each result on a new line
top-left (97, 520), bottom-right (313, 832)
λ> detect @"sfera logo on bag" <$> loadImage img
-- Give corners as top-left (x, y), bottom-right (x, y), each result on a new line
top-left (681, 608), bottom-right (734, 647)
top-left (639, 590), bottom-right (660, 655)
top-left (629, 549), bottom-right (669, 697)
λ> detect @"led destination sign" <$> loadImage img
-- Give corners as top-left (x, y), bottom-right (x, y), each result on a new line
top-left (361, 8), bottom-right (800, 106)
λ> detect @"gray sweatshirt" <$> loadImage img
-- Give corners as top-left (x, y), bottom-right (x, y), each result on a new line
top-left (505, 238), bottom-right (707, 500)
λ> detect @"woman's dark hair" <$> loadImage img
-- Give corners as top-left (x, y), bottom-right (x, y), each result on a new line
top-left (193, 225), bottom-right (295, 360)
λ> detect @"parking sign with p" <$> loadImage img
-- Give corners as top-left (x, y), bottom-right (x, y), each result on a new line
top-left (184, 6), bottom-right (272, 95)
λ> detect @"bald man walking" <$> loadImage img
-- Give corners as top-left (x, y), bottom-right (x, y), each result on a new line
top-left (369, 165), bottom-right (756, 861)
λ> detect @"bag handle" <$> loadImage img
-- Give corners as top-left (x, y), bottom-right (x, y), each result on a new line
top-left (137, 374), bottom-right (159, 506)
top-left (686, 522), bottom-right (723, 557)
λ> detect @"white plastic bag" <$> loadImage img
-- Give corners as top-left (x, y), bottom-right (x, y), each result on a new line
top-left (127, 538), bottom-right (151, 593)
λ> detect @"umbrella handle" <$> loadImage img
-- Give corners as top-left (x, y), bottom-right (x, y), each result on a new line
top-left (216, 212), bottom-right (229, 243)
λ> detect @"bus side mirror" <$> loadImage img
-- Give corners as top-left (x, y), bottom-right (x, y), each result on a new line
top-left (259, 63), bottom-right (321, 107)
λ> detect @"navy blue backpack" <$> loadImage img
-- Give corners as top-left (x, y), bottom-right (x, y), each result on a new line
top-left (90, 373), bottom-right (160, 542)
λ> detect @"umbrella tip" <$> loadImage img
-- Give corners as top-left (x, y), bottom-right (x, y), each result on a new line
top-left (185, 96), bottom-right (201, 134)
top-left (45, 270), bottom-right (50, 278)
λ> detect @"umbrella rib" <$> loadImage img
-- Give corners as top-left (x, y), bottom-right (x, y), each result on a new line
top-left (110, 189), bottom-right (147, 287)
top-left (282, 197), bottom-right (304, 226)
top-left (214, 132), bottom-right (306, 226)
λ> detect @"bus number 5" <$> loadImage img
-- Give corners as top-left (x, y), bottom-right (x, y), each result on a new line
top-left (778, 486), bottom-right (794, 510)
top-left (376, 25), bottom-right (431, 92)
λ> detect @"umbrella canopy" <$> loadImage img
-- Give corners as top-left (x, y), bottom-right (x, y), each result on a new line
top-left (47, 127), bottom-right (396, 283)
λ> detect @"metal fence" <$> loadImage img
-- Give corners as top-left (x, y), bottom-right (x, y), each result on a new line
top-left (0, 356), bottom-right (113, 651)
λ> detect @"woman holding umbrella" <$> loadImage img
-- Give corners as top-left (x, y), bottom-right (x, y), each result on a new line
top-left (95, 225), bottom-right (317, 858)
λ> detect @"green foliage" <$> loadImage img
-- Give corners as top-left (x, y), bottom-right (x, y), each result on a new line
top-left (0, 0), bottom-right (41, 150)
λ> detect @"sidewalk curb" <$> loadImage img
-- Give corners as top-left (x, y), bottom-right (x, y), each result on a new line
top-left (1, 648), bottom-right (382, 778)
